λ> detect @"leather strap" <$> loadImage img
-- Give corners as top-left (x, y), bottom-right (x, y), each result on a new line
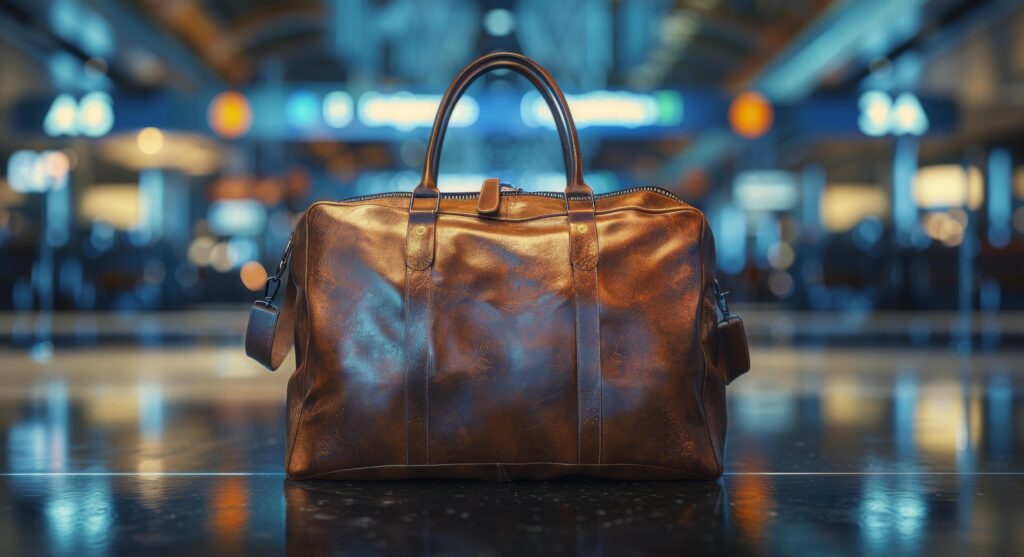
top-left (568, 199), bottom-right (602, 464)
top-left (403, 197), bottom-right (437, 464)
top-left (416, 52), bottom-right (591, 196)
top-left (244, 277), bottom-right (295, 371)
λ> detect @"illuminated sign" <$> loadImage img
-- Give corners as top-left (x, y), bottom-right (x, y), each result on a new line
top-left (858, 91), bottom-right (929, 136)
top-left (358, 92), bottom-right (478, 130)
top-left (521, 91), bottom-right (682, 129)
top-left (6, 150), bottom-right (71, 193)
top-left (43, 92), bottom-right (114, 137)
top-left (733, 170), bottom-right (799, 211)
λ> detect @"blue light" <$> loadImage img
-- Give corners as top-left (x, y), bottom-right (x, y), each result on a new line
top-left (323, 91), bottom-right (354, 128)
top-left (892, 372), bottom-right (918, 458)
top-left (43, 92), bottom-right (113, 137)
top-left (858, 91), bottom-right (891, 137)
top-left (78, 92), bottom-right (114, 136)
top-left (483, 9), bottom-right (515, 36)
top-left (359, 92), bottom-right (478, 130)
top-left (733, 170), bottom-right (799, 211)
top-left (138, 169), bottom-right (163, 242)
top-left (987, 148), bottom-right (1012, 247)
top-left (713, 204), bottom-right (747, 274)
top-left (987, 373), bottom-right (1012, 457)
top-left (46, 180), bottom-right (71, 247)
top-left (78, 91), bottom-right (114, 136)
top-left (286, 90), bottom-right (320, 129)
top-left (49, 0), bottom-right (81, 43)
top-left (521, 91), bottom-right (675, 129)
top-left (7, 151), bottom-right (70, 193)
top-left (138, 382), bottom-right (164, 442)
top-left (892, 137), bottom-right (919, 246)
top-left (47, 52), bottom-right (80, 90)
top-left (226, 237), bottom-right (259, 268)
top-left (49, 0), bottom-right (113, 57)
top-left (80, 12), bottom-right (113, 57)
top-left (852, 217), bottom-right (884, 250)
top-left (208, 200), bottom-right (267, 236)
top-left (754, 214), bottom-right (781, 269)
top-left (858, 90), bottom-right (928, 137)
top-left (891, 92), bottom-right (928, 135)
top-left (43, 94), bottom-right (79, 137)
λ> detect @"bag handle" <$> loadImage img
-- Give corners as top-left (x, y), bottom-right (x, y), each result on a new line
top-left (415, 52), bottom-right (591, 196)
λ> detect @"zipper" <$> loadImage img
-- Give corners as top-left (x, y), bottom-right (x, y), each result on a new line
top-left (339, 185), bottom-right (683, 204)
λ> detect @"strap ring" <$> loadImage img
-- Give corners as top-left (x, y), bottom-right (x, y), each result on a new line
top-left (408, 189), bottom-right (442, 213)
top-left (264, 276), bottom-right (281, 302)
top-left (564, 192), bottom-right (596, 214)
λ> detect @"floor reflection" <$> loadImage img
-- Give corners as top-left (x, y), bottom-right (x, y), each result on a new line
top-left (0, 347), bottom-right (1021, 476)
top-left (286, 480), bottom-right (725, 555)
top-left (0, 332), bottom-right (1020, 554)
top-left (1, 473), bottom-right (1020, 555)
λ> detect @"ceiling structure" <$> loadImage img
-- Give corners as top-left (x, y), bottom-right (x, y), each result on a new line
top-left (0, 0), bottom-right (1020, 192)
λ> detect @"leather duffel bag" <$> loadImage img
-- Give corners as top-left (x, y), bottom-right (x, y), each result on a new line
top-left (245, 52), bottom-right (750, 481)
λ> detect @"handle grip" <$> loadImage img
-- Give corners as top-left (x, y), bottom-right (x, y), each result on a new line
top-left (416, 52), bottom-right (590, 196)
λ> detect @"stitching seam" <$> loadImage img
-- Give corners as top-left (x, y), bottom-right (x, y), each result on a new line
top-left (403, 265), bottom-right (411, 465)
top-left (293, 462), bottom-right (714, 481)
top-left (696, 216), bottom-right (723, 477)
top-left (572, 268), bottom-right (582, 464)
top-left (285, 210), bottom-right (315, 474)
top-left (327, 203), bottom-right (701, 222)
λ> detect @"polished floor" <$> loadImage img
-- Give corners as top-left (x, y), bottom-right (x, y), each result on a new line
top-left (0, 311), bottom-right (1022, 555)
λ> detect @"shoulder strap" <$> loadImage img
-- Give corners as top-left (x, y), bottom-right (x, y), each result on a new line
top-left (244, 236), bottom-right (295, 371)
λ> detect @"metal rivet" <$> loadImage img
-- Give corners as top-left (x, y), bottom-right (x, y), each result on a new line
top-left (576, 224), bottom-right (589, 234)
top-left (414, 225), bottom-right (428, 236)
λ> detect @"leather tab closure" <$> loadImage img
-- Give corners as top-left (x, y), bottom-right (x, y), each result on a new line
top-left (405, 211), bottom-right (436, 271)
top-left (406, 193), bottom-right (438, 271)
top-left (477, 178), bottom-right (501, 214)
top-left (567, 197), bottom-right (598, 271)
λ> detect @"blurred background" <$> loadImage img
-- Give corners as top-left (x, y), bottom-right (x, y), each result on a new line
top-left (1, 1), bottom-right (1024, 554)
top-left (1, 0), bottom-right (1022, 327)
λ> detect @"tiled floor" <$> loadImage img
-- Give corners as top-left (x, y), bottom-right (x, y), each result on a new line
top-left (0, 312), bottom-right (1021, 555)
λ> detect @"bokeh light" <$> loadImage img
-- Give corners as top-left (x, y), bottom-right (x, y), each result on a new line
top-left (207, 91), bottom-right (253, 139)
top-left (239, 261), bottom-right (268, 291)
top-left (728, 91), bottom-right (773, 139)
top-left (136, 127), bottom-right (164, 155)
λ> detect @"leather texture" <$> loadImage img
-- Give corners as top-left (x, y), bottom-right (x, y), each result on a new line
top-left (717, 317), bottom-right (750, 384)
top-left (244, 52), bottom-right (747, 481)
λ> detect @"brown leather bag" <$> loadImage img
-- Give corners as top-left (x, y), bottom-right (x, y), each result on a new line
top-left (245, 52), bottom-right (749, 481)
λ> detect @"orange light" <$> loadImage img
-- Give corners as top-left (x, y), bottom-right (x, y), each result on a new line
top-left (239, 261), bottom-right (267, 291)
top-left (208, 91), bottom-right (252, 139)
top-left (728, 91), bottom-right (773, 139)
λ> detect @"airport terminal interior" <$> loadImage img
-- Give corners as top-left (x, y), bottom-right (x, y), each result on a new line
top-left (1, 0), bottom-right (1023, 554)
